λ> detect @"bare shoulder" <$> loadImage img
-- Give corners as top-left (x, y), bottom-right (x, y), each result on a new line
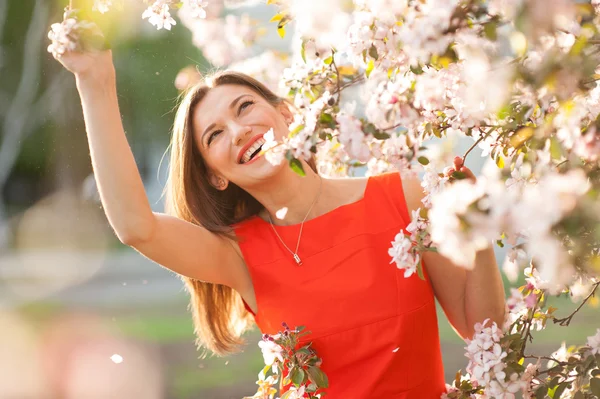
top-left (398, 171), bottom-right (425, 215)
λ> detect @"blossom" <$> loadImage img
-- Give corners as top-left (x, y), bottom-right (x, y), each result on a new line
top-left (388, 231), bottom-right (419, 278)
top-left (184, 0), bottom-right (208, 19)
top-left (421, 167), bottom-right (448, 208)
top-left (92, 0), bottom-right (112, 13)
top-left (47, 18), bottom-right (79, 58)
top-left (290, 0), bottom-right (351, 49)
top-left (336, 111), bottom-right (371, 162)
top-left (428, 179), bottom-right (495, 268)
top-left (142, 1), bottom-right (176, 30)
top-left (258, 337), bottom-right (284, 367)
top-left (587, 328), bottom-right (600, 355)
top-left (285, 385), bottom-right (306, 399)
top-left (262, 128), bottom-right (286, 166)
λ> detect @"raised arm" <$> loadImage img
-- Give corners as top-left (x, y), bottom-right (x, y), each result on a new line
top-left (54, 47), bottom-right (250, 291)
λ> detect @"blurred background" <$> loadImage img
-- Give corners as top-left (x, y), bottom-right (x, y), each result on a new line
top-left (0, 0), bottom-right (598, 398)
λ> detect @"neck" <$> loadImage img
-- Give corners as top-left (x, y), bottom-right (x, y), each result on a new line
top-left (248, 166), bottom-right (324, 226)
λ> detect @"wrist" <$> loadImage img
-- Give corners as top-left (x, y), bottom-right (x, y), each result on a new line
top-left (75, 64), bottom-right (116, 91)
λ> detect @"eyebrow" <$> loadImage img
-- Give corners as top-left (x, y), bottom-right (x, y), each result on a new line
top-left (201, 94), bottom-right (250, 144)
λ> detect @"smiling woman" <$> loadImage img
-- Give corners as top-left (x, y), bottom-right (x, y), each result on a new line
top-left (52, 40), bottom-right (505, 397)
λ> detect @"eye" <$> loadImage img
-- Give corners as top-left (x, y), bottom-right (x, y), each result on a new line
top-left (238, 100), bottom-right (254, 114)
top-left (207, 130), bottom-right (222, 145)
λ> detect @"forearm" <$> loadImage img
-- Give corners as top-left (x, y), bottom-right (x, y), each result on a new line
top-left (464, 246), bottom-right (506, 335)
top-left (76, 72), bottom-right (155, 243)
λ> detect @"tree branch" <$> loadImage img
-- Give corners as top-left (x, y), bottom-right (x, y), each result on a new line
top-left (553, 281), bottom-right (600, 327)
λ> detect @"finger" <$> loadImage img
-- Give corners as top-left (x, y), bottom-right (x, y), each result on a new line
top-left (443, 166), bottom-right (455, 176)
top-left (453, 156), bottom-right (464, 170)
top-left (460, 166), bottom-right (477, 181)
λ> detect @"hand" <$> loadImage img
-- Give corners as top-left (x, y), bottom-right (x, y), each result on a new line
top-left (50, 22), bottom-right (115, 84)
top-left (443, 156), bottom-right (477, 182)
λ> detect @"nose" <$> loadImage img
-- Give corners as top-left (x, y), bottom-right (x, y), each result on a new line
top-left (231, 122), bottom-right (252, 147)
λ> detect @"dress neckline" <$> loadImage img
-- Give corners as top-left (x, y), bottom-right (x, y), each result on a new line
top-left (250, 175), bottom-right (374, 229)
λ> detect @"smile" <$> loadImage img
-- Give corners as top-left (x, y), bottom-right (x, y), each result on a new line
top-left (239, 136), bottom-right (266, 164)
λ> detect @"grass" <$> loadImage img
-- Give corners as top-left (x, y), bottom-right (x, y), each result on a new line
top-left (113, 313), bottom-right (196, 342)
top-left (11, 283), bottom-right (599, 398)
top-left (436, 294), bottom-right (600, 346)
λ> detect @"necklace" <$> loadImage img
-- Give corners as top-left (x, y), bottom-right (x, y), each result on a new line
top-left (266, 175), bottom-right (323, 265)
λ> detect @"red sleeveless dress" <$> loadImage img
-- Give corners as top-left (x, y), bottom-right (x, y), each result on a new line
top-left (232, 171), bottom-right (446, 398)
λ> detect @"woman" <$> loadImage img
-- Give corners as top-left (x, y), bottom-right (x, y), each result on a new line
top-left (54, 43), bottom-right (506, 398)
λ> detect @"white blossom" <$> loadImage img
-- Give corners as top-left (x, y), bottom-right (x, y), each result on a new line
top-left (92, 0), bottom-right (112, 14)
top-left (336, 105), bottom-right (371, 162)
top-left (184, 0), bottom-right (208, 19)
top-left (587, 328), bottom-right (600, 355)
top-left (142, 0), bottom-right (177, 30)
top-left (388, 231), bottom-right (419, 278)
top-left (47, 18), bottom-right (79, 58)
top-left (257, 337), bottom-right (284, 367)
top-left (262, 128), bottom-right (286, 166)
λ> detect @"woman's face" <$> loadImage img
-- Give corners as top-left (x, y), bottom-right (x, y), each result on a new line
top-left (193, 84), bottom-right (291, 189)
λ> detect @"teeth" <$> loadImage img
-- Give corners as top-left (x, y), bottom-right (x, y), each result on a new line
top-left (241, 138), bottom-right (266, 163)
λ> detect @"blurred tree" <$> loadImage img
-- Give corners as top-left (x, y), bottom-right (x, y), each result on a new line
top-left (0, 0), bottom-right (205, 250)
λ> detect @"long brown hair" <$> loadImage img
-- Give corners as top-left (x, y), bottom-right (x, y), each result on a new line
top-left (163, 70), bottom-right (317, 356)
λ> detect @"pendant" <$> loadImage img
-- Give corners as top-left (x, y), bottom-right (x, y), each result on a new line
top-left (293, 253), bottom-right (302, 265)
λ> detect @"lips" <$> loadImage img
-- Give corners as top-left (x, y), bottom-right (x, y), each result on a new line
top-left (237, 134), bottom-right (264, 164)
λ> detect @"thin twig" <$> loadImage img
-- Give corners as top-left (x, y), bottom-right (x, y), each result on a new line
top-left (332, 76), bottom-right (364, 95)
top-left (330, 54), bottom-right (342, 106)
top-left (519, 294), bottom-right (543, 359)
top-left (382, 122), bottom-right (403, 131)
top-left (555, 159), bottom-right (568, 170)
top-left (462, 128), bottom-right (491, 161)
top-left (553, 281), bottom-right (600, 326)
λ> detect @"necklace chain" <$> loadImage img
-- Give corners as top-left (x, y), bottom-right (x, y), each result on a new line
top-left (267, 175), bottom-right (323, 265)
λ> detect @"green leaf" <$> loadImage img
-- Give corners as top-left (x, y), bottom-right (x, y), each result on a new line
top-left (591, 378), bottom-right (600, 397)
top-left (496, 155), bottom-right (505, 169)
top-left (368, 44), bottom-right (378, 60)
top-left (484, 21), bottom-right (497, 40)
top-left (277, 26), bottom-right (286, 38)
top-left (416, 259), bottom-right (425, 280)
top-left (289, 158), bottom-right (306, 176)
top-left (324, 55), bottom-right (333, 65)
top-left (259, 364), bottom-right (271, 380)
top-left (366, 59), bottom-right (375, 78)
top-left (451, 171), bottom-right (467, 180)
top-left (417, 156), bottom-right (429, 166)
top-left (553, 382), bottom-right (569, 399)
top-left (410, 64), bottom-right (424, 75)
top-left (535, 385), bottom-right (548, 399)
top-left (289, 124), bottom-right (305, 137)
top-left (291, 368), bottom-right (305, 386)
top-left (301, 40), bottom-right (307, 63)
top-left (510, 126), bottom-right (535, 149)
top-left (549, 137), bottom-right (563, 160)
top-left (270, 13), bottom-right (284, 22)
top-left (372, 130), bottom-right (391, 140)
top-left (307, 366), bottom-right (329, 388)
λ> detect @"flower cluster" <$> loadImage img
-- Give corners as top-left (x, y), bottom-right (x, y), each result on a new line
top-left (465, 319), bottom-right (525, 398)
top-left (47, 9), bottom-right (103, 58)
top-left (245, 323), bottom-right (327, 399)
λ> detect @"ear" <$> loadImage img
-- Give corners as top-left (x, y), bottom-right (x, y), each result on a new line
top-left (208, 173), bottom-right (228, 191)
top-left (277, 102), bottom-right (294, 125)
